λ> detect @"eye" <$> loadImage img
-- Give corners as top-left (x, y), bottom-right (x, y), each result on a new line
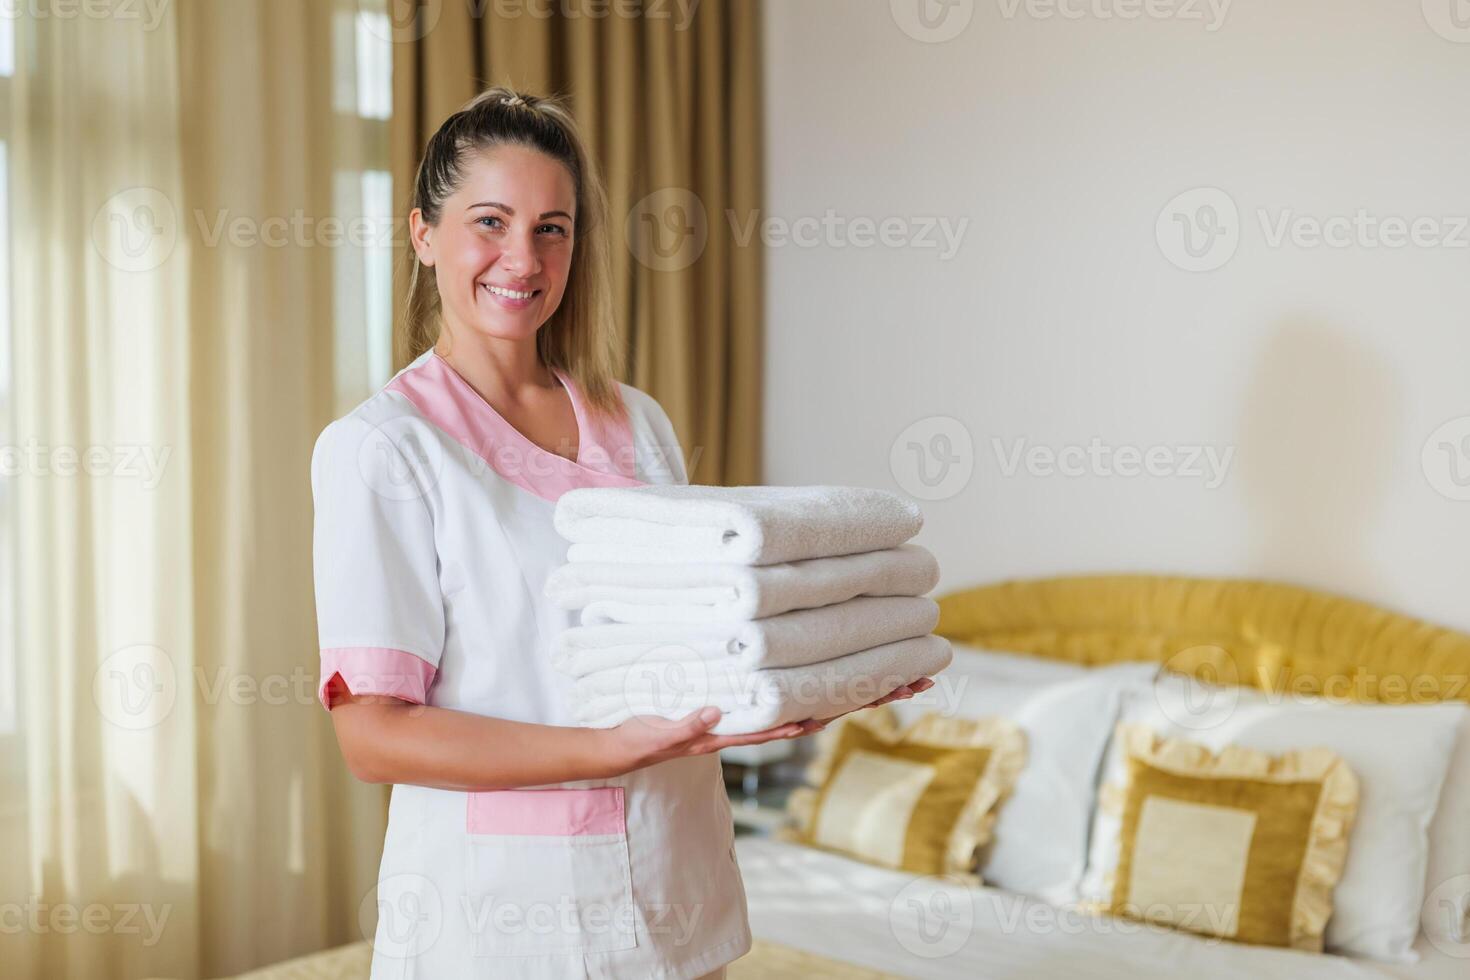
top-left (538, 223), bottom-right (569, 237)
top-left (476, 215), bottom-right (505, 230)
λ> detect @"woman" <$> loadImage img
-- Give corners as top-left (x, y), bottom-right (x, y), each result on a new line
top-left (311, 87), bottom-right (932, 978)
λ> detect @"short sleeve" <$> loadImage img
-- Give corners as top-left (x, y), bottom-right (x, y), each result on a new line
top-left (310, 415), bottom-right (445, 709)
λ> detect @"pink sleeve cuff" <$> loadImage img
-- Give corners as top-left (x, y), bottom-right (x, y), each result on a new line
top-left (318, 646), bottom-right (437, 709)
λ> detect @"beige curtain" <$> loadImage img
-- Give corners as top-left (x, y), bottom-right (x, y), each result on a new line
top-left (7, 2), bottom-right (388, 977)
top-left (389, 0), bottom-right (764, 485)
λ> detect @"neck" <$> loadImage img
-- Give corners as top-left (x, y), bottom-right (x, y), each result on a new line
top-left (433, 322), bottom-right (557, 404)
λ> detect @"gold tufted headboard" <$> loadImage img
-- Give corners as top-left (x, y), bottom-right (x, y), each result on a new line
top-left (935, 575), bottom-right (1470, 705)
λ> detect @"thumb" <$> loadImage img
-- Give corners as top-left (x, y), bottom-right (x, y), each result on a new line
top-left (670, 705), bottom-right (722, 742)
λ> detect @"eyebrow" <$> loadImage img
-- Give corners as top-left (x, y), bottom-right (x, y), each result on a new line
top-left (468, 201), bottom-right (573, 221)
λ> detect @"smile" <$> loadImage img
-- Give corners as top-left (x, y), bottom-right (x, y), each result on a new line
top-left (482, 283), bottom-right (540, 300)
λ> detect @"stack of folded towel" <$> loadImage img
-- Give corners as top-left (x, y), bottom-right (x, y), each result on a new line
top-left (544, 485), bottom-right (953, 735)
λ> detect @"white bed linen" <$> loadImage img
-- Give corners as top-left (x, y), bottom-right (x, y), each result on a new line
top-left (1380, 941), bottom-right (1470, 980)
top-left (736, 837), bottom-right (1403, 980)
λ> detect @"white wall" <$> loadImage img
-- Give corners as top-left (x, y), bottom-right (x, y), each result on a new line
top-left (760, 0), bottom-right (1470, 632)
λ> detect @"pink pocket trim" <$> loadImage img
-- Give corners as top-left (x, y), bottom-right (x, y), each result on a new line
top-left (318, 646), bottom-right (437, 709)
top-left (467, 787), bottom-right (625, 836)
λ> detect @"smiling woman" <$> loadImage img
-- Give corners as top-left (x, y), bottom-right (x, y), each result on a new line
top-left (312, 87), bottom-right (896, 980)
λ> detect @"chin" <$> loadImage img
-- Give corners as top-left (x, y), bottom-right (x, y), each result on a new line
top-left (451, 308), bottom-right (545, 344)
top-left (483, 315), bottom-right (543, 339)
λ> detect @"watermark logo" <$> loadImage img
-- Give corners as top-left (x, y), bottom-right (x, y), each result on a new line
top-left (357, 417), bottom-right (446, 502)
top-left (890, 416), bottom-right (975, 501)
top-left (616, 645), bottom-right (715, 730)
top-left (1153, 647), bottom-right (1240, 730)
top-left (0, 898), bottom-right (171, 945)
top-left (889, 874), bottom-right (976, 957)
top-left (92, 187), bottom-right (178, 273)
top-left (0, 440), bottom-right (172, 489)
top-left (192, 208), bottom-right (403, 250)
top-left (726, 210), bottom-right (968, 259)
top-left (1156, 187), bottom-right (1239, 272)
top-left (1161, 191), bottom-right (1470, 271)
top-left (1258, 209), bottom-right (1470, 250)
top-left (460, 894), bottom-right (699, 947)
top-left (891, 0), bottom-right (975, 42)
top-left (1422, 416), bottom-right (1470, 501)
top-left (461, 0), bottom-right (702, 30)
top-left (627, 188), bottom-right (708, 272)
top-left (1422, 0), bottom-right (1470, 43)
top-left (995, 0), bottom-right (1231, 31)
top-left (360, 0), bottom-right (442, 43)
top-left (92, 644), bottom-right (178, 730)
top-left (361, 874), bottom-right (443, 958)
top-left (992, 437), bottom-right (1235, 489)
top-left (0, 0), bottom-right (172, 31)
top-left (1421, 874), bottom-right (1470, 957)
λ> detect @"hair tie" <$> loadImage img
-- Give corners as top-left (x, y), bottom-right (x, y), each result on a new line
top-left (501, 95), bottom-right (526, 107)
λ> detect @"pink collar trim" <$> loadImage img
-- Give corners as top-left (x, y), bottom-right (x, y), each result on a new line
top-left (387, 352), bottom-right (645, 503)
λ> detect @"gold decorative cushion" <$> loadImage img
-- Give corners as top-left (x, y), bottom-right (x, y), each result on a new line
top-left (782, 707), bottom-right (1025, 880)
top-left (1091, 723), bottom-right (1359, 951)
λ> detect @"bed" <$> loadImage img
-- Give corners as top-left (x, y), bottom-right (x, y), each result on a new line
top-left (735, 835), bottom-right (1467, 980)
top-left (227, 574), bottom-right (1470, 979)
top-left (222, 841), bottom-right (1467, 980)
top-left (221, 931), bottom-right (896, 979)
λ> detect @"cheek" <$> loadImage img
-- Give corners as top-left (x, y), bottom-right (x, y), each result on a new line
top-left (440, 230), bottom-right (500, 279)
top-left (545, 243), bottom-right (574, 284)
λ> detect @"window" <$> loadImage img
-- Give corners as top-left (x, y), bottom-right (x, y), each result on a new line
top-left (331, 0), bottom-right (394, 414)
top-left (0, 15), bottom-right (16, 738)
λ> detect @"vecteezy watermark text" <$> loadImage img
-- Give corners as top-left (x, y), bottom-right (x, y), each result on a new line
top-left (1158, 187), bottom-right (1470, 272)
top-left (995, 0), bottom-right (1230, 31)
top-left (992, 437), bottom-right (1234, 489)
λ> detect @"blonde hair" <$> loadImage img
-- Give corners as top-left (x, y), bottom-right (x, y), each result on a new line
top-left (404, 85), bottom-right (626, 419)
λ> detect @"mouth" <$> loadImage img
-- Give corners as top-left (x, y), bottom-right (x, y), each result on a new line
top-left (480, 282), bottom-right (542, 311)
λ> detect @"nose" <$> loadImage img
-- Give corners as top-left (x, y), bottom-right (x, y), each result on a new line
top-left (499, 229), bottom-right (542, 280)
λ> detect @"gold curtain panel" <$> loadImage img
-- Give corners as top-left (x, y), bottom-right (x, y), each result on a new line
top-left (389, 0), bottom-right (764, 485)
top-left (936, 575), bottom-right (1470, 705)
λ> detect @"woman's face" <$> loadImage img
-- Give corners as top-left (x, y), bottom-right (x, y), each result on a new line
top-left (412, 144), bottom-right (576, 345)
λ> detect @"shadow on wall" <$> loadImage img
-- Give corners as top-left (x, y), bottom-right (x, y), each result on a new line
top-left (1238, 319), bottom-right (1402, 593)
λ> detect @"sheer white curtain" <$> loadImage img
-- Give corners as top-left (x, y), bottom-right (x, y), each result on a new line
top-left (4, 3), bottom-right (393, 977)
top-left (8, 7), bottom-right (197, 978)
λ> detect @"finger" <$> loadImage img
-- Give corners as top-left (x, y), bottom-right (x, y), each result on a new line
top-left (657, 706), bottom-right (723, 747)
top-left (693, 724), bottom-right (806, 753)
top-left (910, 677), bottom-right (936, 692)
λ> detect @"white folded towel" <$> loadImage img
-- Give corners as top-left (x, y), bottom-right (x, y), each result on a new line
top-left (552, 595), bottom-right (940, 678)
top-left (545, 544), bottom-right (940, 624)
top-left (571, 634), bottom-right (953, 735)
top-left (554, 484), bottom-right (923, 566)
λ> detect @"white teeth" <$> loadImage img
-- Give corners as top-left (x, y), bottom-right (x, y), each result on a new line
top-left (485, 284), bottom-right (535, 300)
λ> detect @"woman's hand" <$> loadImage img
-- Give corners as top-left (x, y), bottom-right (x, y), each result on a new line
top-left (806, 675), bottom-right (937, 726)
top-left (603, 708), bottom-right (823, 773)
top-left (600, 676), bottom-right (939, 774)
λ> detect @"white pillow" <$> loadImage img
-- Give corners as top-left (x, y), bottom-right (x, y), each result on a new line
top-left (1422, 709), bottom-right (1470, 947)
top-left (1081, 673), bottom-right (1463, 963)
top-left (896, 649), bottom-right (1159, 902)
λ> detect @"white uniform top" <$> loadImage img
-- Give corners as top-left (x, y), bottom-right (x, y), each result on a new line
top-left (311, 349), bottom-right (751, 979)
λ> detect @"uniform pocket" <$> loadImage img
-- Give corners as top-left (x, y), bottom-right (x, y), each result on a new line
top-left (464, 786), bottom-right (637, 957)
